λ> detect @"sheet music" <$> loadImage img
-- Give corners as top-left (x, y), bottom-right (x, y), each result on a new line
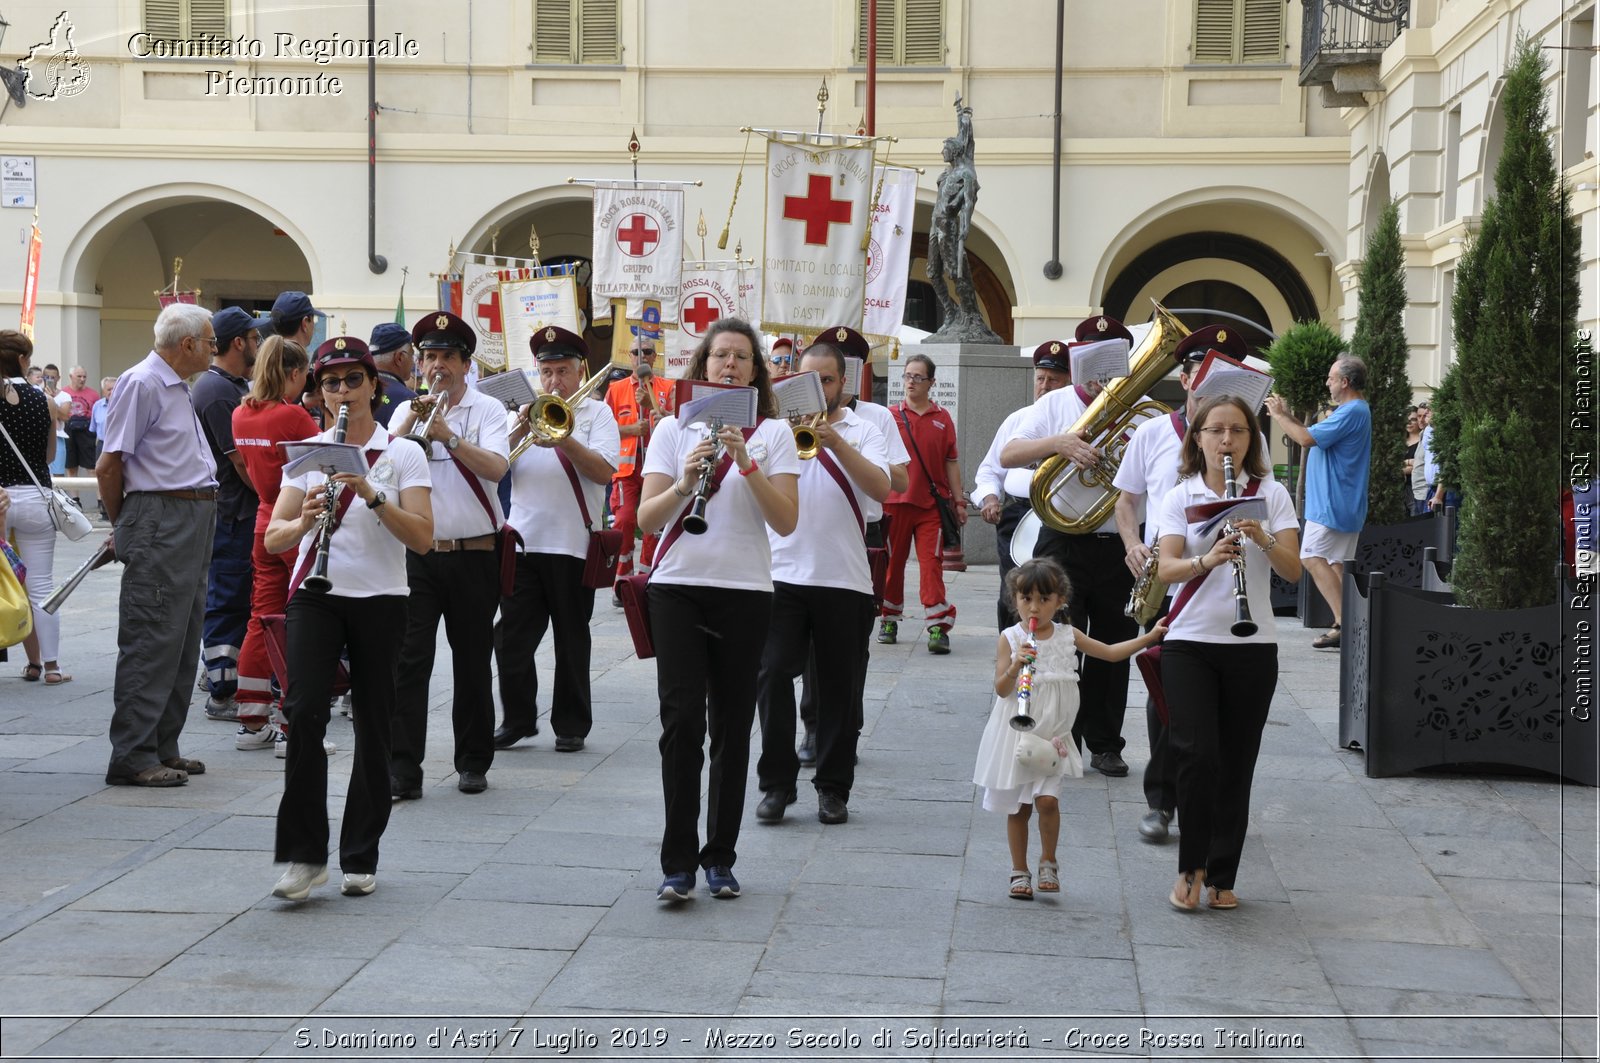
top-left (476, 369), bottom-right (538, 410)
top-left (841, 356), bottom-right (863, 396)
top-left (677, 386), bottom-right (758, 429)
top-left (1069, 337), bottom-right (1131, 385)
top-left (770, 371), bottom-right (827, 419)
top-left (1192, 352), bottom-right (1274, 411)
top-left (280, 441), bottom-right (370, 479)
top-left (1193, 496), bottom-right (1269, 538)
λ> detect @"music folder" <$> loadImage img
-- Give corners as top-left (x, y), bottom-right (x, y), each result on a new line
top-left (674, 380), bottom-right (758, 429)
top-left (280, 441), bottom-right (371, 479)
top-left (476, 368), bottom-right (538, 410)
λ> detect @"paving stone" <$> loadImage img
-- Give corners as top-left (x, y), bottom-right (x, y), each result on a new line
top-left (591, 885), bottom-right (786, 944)
top-left (1286, 889), bottom-right (1487, 947)
top-left (537, 936), bottom-right (762, 1012)
top-left (0, 973), bottom-right (138, 1013)
top-left (401, 898), bottom-right (606, 951)
top-left (67, 847), bottom-right (273, 914)
top-left (794, 850), bottom-right (963, 892)
top-left (96, 952), bottom-right (368, 1015)
top-left (1135, 940), bottom-right (1335, 1008)
top-left (0, 909), bottom-right (230, 976)
top-left (1309, 938), bottom-right (1528, 997)
top-left (950, 898), bottom-right (1131, 960)
top-left (759, 923), bottom-right (949, 979)
top-left (320, 941), bottom-right (564, 1015)
top-left (447, 861), bottom-right (638, 907)
top-left (493, 829), bottom-right (657, 869)
top-left (946, 951), bottom-right (1141, 1012)
top-left (738, 969), bottom-right (943, 1009)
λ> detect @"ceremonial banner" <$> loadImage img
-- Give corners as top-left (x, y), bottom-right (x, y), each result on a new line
top-left (761, 135), bottom-right (874, 333)
top-left (436, 274), bottom-right (463, 317)
top-left (678, 263), bottom-right (743, 346)
top-left (592, 182), bottom-right (683, 322)
top-left (462, 262), bottom-right (507, 369)
top-left (19, 223), bottom-right (40, 339)
top-left (863, 166), bottom-right (917, 338)
top-left (737, 263), bottom-right (761, 320)
top-left (499, 270), bottom-right (581, 373)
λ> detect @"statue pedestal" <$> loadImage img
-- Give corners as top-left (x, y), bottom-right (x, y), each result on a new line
top-left (888, 342), bottom-right (1028, 566)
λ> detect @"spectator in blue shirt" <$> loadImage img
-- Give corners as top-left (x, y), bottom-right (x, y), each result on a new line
top-left (89, 375), bottom-right (116, 520)
top-left (1265, 357), bottom-right (1371, 650)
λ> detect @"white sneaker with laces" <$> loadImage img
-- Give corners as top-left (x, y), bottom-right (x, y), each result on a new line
top-left (272, 863), bottom-right (327, 901)
top-left (235, 724), bottom-right (278, 752)
top-left (341, 873), bottom-right (376, 896)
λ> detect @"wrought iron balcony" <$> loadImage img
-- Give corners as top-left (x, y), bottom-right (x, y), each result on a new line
top-left (1300, 0), bottom-right (1410, 87)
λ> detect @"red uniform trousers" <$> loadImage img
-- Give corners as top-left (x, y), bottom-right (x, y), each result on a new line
top-left (610, 472), bottom-right (659, 578)
top-left (235, 524), bottom-right (294, 725)
top-left (880, 501), bottom-right (956, 633)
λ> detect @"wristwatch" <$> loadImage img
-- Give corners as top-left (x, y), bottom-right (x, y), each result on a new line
top-left (445, 434), bottom-right (461, 451)
top-left (366, 491), bottom-right (387, 511)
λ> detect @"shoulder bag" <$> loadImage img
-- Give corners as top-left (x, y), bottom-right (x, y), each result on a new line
top-left (0, 397), bottom-right (92, 541)
top-left (0, 536), bottom-right (31, 648)
top-left (895, 404), bottom-right (961, 547)
top-left (553, 449), bottom-right (625, 590)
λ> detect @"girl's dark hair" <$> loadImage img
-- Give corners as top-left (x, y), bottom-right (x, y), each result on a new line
top-left (1178, 395), bottom-right (1270, 479)
top-left (1006, 557), bottom-right (1072, 605)
top-left (685, 318), bottom-right (777, 417)
top-left (0, 329), bottom-right (33, 378)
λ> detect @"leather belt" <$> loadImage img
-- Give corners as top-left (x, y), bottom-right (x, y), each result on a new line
top-left (133, 488), bottom-right (218, 501)
top-left (431, 533), bottom-right (497, 553)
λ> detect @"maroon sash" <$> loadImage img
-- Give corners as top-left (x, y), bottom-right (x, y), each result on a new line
top-left (553, 449), bottom-right (625, 590)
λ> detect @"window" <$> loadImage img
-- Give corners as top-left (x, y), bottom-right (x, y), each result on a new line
top-left (533, 0), bottom-right (620, 64)
top-left (856, 0), bottom-right (945, 67)
top-left (1192, 0), bottom-right (1284, 64)
top-left (1442, 106), bottom-right (1461, 220)
top-left (143, 0), bottom-right (228, 40)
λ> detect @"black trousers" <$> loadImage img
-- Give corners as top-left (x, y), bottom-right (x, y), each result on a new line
top-left (493, 551), bottom-right (595, 738)
top-left (757, 583), bottom-right (875, 801)
top-left (275, 590), bottom-right (406, 873)
top-left (649, 583), bottom-right (772, 875)
top-left (1142, 597), bottom-right (1177, 814)
top-left (1161, 640), bottom-right (1278, 890)
top-left (994, 494), bottom-right (1031, 630)
top-left (390, 550), bottom-right (499, 788)
top-left (1037, 529), bottom-right (1138, 755)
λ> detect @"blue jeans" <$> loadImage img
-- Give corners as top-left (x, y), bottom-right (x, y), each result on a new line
top-left (201, 515), bottom-right (255, 699)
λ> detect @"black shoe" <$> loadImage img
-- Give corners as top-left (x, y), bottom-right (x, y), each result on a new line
top-left (553, 735), bottom-right (585, 752)
top-left (457, 771), bottom-right (488, 794)
top-left (1090, 751), bottom-right (1129, 777)
top-left (796, 729), bottom-right (817, 766)
top-left (817, 791), bottom-right (849, 824)
top-left (756, 788), bottom-right (797, 822)
top-left (493, 725), bottom-right (537, 749)
top-left (390, 778), bottom-right (422, 801)
top-left (1138, 808), bottom-right (1172, 842)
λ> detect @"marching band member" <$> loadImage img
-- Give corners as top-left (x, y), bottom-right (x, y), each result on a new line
top-left (636, 317), bottom-right (799, 903)
top-left (387, 311), bottom-right (510, 799)
top-left (266, 338), bottom-right (433, 901)
top-left (1155, 395), bottom-right (1299, 912)
top-left (754, 327), bottom-right (889, 826)
top-left (973, 341), bottom-right (1071, 630)
top-left (999, 315), bottom-right (1152, 778)
top-left (605, 341), bottom-right (675, 592)
top-left (493, 327), bottom-right (620, 753)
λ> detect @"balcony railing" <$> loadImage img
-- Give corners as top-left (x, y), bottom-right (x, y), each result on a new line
top-left (1300, 0), bottom-right (1410, 87)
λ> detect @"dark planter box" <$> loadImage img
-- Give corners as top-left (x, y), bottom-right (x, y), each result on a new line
top-left (1339, 570), bottom-right (1597, 786)
top-left (1270, 569), bottom-right (1298, 616)
top-left (1301, 512), bottom-right (1448, 628)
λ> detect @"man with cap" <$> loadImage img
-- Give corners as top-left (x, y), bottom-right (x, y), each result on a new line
top-left (388, 311), bottom-right (511, 798)
top-left (191, 305), bottom-right (262, 721)
top-left (1112, 324), bottom-right (1269, 840)
top-left (754, 326), bottom-right (889, 825)
top-left (369, 322), bottom-right (417, 427)
top-left (769, 337), bottom-right (796, 373)
top-left (604, 338), bottom-right (675, 594)
top-left (493, 327), bottom-right (621, 753)
top-left (973, 340), bottom-right (1072, 630)
top-left (999, 314), bottom-right (1153, 778)
top-left (271, 291), bottom-right (321, 346)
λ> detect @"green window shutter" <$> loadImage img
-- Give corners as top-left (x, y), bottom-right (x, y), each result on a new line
top-left (1193, 0), bottom-right (1238, 62)
top-left (534, 0), bottom-right (575, 62)
top-left (902, 0), bottom-right (944, 65)
top-left (144, 0), bottom-right (182, 40)
top-left (578, 0), bottom-right (619, 63)
top-left (857, 0), bottom-right (898, 65)
top-left (187, 0), bottom-right (229, 38)
top-left (1239, 0), bottom-right (1283, 61)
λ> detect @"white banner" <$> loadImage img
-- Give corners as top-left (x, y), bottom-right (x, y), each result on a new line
top-left (864, 166), bottom-right (917, 338)
top-left (499, 272), bottom-right (581, 373)
top-left (462, 262), bottom-right (508, 370)
top-left (592, 182), bottom-right (683, 320)
top-left (678, 262), bottom-right (744, 342)
top-left (761, 136), bottom-right (874, 333)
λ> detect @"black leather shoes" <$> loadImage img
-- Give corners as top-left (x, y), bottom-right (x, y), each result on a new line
top-left (457, 771), bottom-right (488, 794)
top-left (1090, 751), bottom-right (1129, 777)
top-left (553, 735), bottom-right (585, 752)
top-left (1138, 808), bottom-right (1172, 842)
top-left (796, 729), bottom-right (817, 766)
top-left (817, 791), bottom-right (849, 824)
top-left (493, 725), bottom-right (537, 750)
top-left (756, 789), bottom-right (797, 822)
top-left (390, 778), bottom-right (422, 801)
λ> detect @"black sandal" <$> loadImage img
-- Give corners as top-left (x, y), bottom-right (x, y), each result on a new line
top-left (21, 663), bottom-right (42, 682)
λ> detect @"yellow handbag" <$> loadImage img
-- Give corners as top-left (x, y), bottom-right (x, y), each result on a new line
top-left (0, 538), bottom-right (31, 649)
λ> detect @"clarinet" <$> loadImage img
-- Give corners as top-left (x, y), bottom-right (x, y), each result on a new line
top-left (680, 418), bottom-right (723, 536)
top-left (1222, 454), bottom-right (1257, 637)
top-left (301, 401), bottom-right (349, 594)
top-left (1008, 616), bottom-right (1040, 731)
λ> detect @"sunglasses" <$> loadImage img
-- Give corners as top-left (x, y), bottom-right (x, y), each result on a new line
top-left (318, 371), bottom-right (370, 392)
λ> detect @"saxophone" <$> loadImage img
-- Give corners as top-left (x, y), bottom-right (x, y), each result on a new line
top-left (1124, 545), bottom-right (1168, 626)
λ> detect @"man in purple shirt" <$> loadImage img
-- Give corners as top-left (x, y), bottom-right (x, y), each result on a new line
top-left (96, 303), bottom-right (221, 787)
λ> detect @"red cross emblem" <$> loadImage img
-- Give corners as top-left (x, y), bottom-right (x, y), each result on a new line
top-left (681, 294), bottom-right (723, 336)
top-left (783, 174), bottom-right (854, 246)
top-left (616, 213), bottom-right (661, 257)
top-left (474, 290), bottom-right (502, 335)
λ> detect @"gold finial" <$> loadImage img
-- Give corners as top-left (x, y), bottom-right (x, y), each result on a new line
top-left (697, 210), bottom-right (707, 261)
top-left (338, 317), bottom-right (347, 336)
top-left (529, 225), bottom-right (542, 269)
top-left (489, 227), bottom-right (501, 256)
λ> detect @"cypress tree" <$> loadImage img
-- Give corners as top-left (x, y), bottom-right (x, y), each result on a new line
top-left (1266, 320), bottom-right (1345, 512)
top-left (1448, 36), bottom-right (1580, 610)
top-left (1349, 199), bottom-right (1412, 525)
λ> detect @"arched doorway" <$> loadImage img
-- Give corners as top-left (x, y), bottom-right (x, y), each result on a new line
top-left (1103, 231), bottom-right (1319, 331)
top-left (905, 201), bottom-right (1016, 343)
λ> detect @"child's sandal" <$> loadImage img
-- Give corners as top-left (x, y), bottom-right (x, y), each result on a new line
top-left (1036, 859), bottom-right (1060, 893)
top-left (1008, 869), bottom-right (1033, 900)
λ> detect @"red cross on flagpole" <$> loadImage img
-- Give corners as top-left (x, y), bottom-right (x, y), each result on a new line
top-left (783, 174), bottom-right (854, 245)
top-left (682, 295), bottom-right (721, 333)
top-left (474, 290), bottom-right (503, 334)
top-left (617, 214), bottom-right (661, 256)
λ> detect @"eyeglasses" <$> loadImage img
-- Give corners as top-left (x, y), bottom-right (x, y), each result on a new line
top-left (191, 336), bottom-right (218, 349)
top-left (709, 348), bottom-right (753, 362)
top-left (319, 371), bottom-right (370, 392)
top-left (1198, 425), bottom-right (1249, 438)
top-left (902, 373), bottom-right (930, 384)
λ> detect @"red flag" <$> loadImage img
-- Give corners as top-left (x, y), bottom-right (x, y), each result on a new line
top-left (19, 224), bottom-right (41, 339)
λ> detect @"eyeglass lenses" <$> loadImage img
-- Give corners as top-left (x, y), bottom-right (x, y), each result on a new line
top-left (1201, 426), bottom-right (1246, 438)
top-left (320, 371), bottom-right (367, 391)
top-left (903, 374), bottom-right (929, 383)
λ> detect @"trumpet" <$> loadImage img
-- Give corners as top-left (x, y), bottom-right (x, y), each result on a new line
top-left (681, 419), bottom-right (725, 536)
top-left (1009, 616), bottom-right (1040, 731)
top-left (508, 365), bottom-right (613, 463)
top-left (403, 371), bottom-right (449, 451)
top-left (792, 412), bottom-right (827, 460)
top-left (302, 401), bottom-right (350, 594)
top-left (1125, 545), bottom-right (1167, 625)
top-left (1222, 454), bottom-right (1257, 637)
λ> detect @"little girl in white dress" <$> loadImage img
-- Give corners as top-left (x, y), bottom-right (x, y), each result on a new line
top-left (974, 558), bottom-right (1164, 899)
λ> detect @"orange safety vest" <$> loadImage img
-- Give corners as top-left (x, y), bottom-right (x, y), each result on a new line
top-left (605, 374), bottom-right (676, 479)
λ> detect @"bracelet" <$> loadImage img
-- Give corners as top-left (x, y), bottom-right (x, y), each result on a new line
top-left (1260, 532), bottom-right (1278, 551)
top-left (673, 479), bottom-right (692, 498)
top-left (738, 462), bottom-right (758, 477)
top-left (1190, 556), bottom-right (1203, 576)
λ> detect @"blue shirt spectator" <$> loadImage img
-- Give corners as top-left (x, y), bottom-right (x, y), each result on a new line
top-left (1305, 397), bottom-right (1372, 532)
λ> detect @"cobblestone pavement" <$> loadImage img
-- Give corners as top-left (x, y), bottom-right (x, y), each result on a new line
top-left (0, 534), bottom-right (1595, 1062)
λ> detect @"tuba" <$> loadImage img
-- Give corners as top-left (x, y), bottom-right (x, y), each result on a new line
top-left (508, 366), bottom-right (613, 463)
top-left (1029, 303), bottom-right (1190, 534)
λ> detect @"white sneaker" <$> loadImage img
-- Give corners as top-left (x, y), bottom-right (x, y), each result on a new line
top-left (235, 724), bottom-right (278, 751)
top-left (276, 732), bottom-right (337, 759)
top-left (271, 863), bottom-right (327, 901)
top-left (341, 872), bottom-right (376, 896)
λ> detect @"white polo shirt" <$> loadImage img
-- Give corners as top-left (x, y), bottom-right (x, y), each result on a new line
top-left (506, 397), bottom-right (621, 560)
top-left (1115, 412), bottom-right (1276, 545)
top-left (399, 386), bottom-right (509, 540)
top-left (975, 406), bottom-right (1036, 506)
top-left (769, 408), bottom-right (889, 596)
top-left (850, 399), bottom-right (911, 522)
top-left (1016, 384), bottom-right (1156, 534)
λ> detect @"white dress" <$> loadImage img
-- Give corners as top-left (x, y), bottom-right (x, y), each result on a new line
top-left (973, 622), bottom-right (1084, 814)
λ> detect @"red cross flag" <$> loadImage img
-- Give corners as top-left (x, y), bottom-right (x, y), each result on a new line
top-left (761, 135), bottom-right (874, 334)
top-left (592, 182), bottom-right (684, 323)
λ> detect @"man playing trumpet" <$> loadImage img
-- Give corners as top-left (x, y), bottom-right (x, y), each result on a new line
top-left (605, 342), bottom-right (675, 596)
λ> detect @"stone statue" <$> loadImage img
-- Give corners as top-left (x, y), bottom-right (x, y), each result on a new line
top-left (925, 96), bottom-right (1002, 345)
